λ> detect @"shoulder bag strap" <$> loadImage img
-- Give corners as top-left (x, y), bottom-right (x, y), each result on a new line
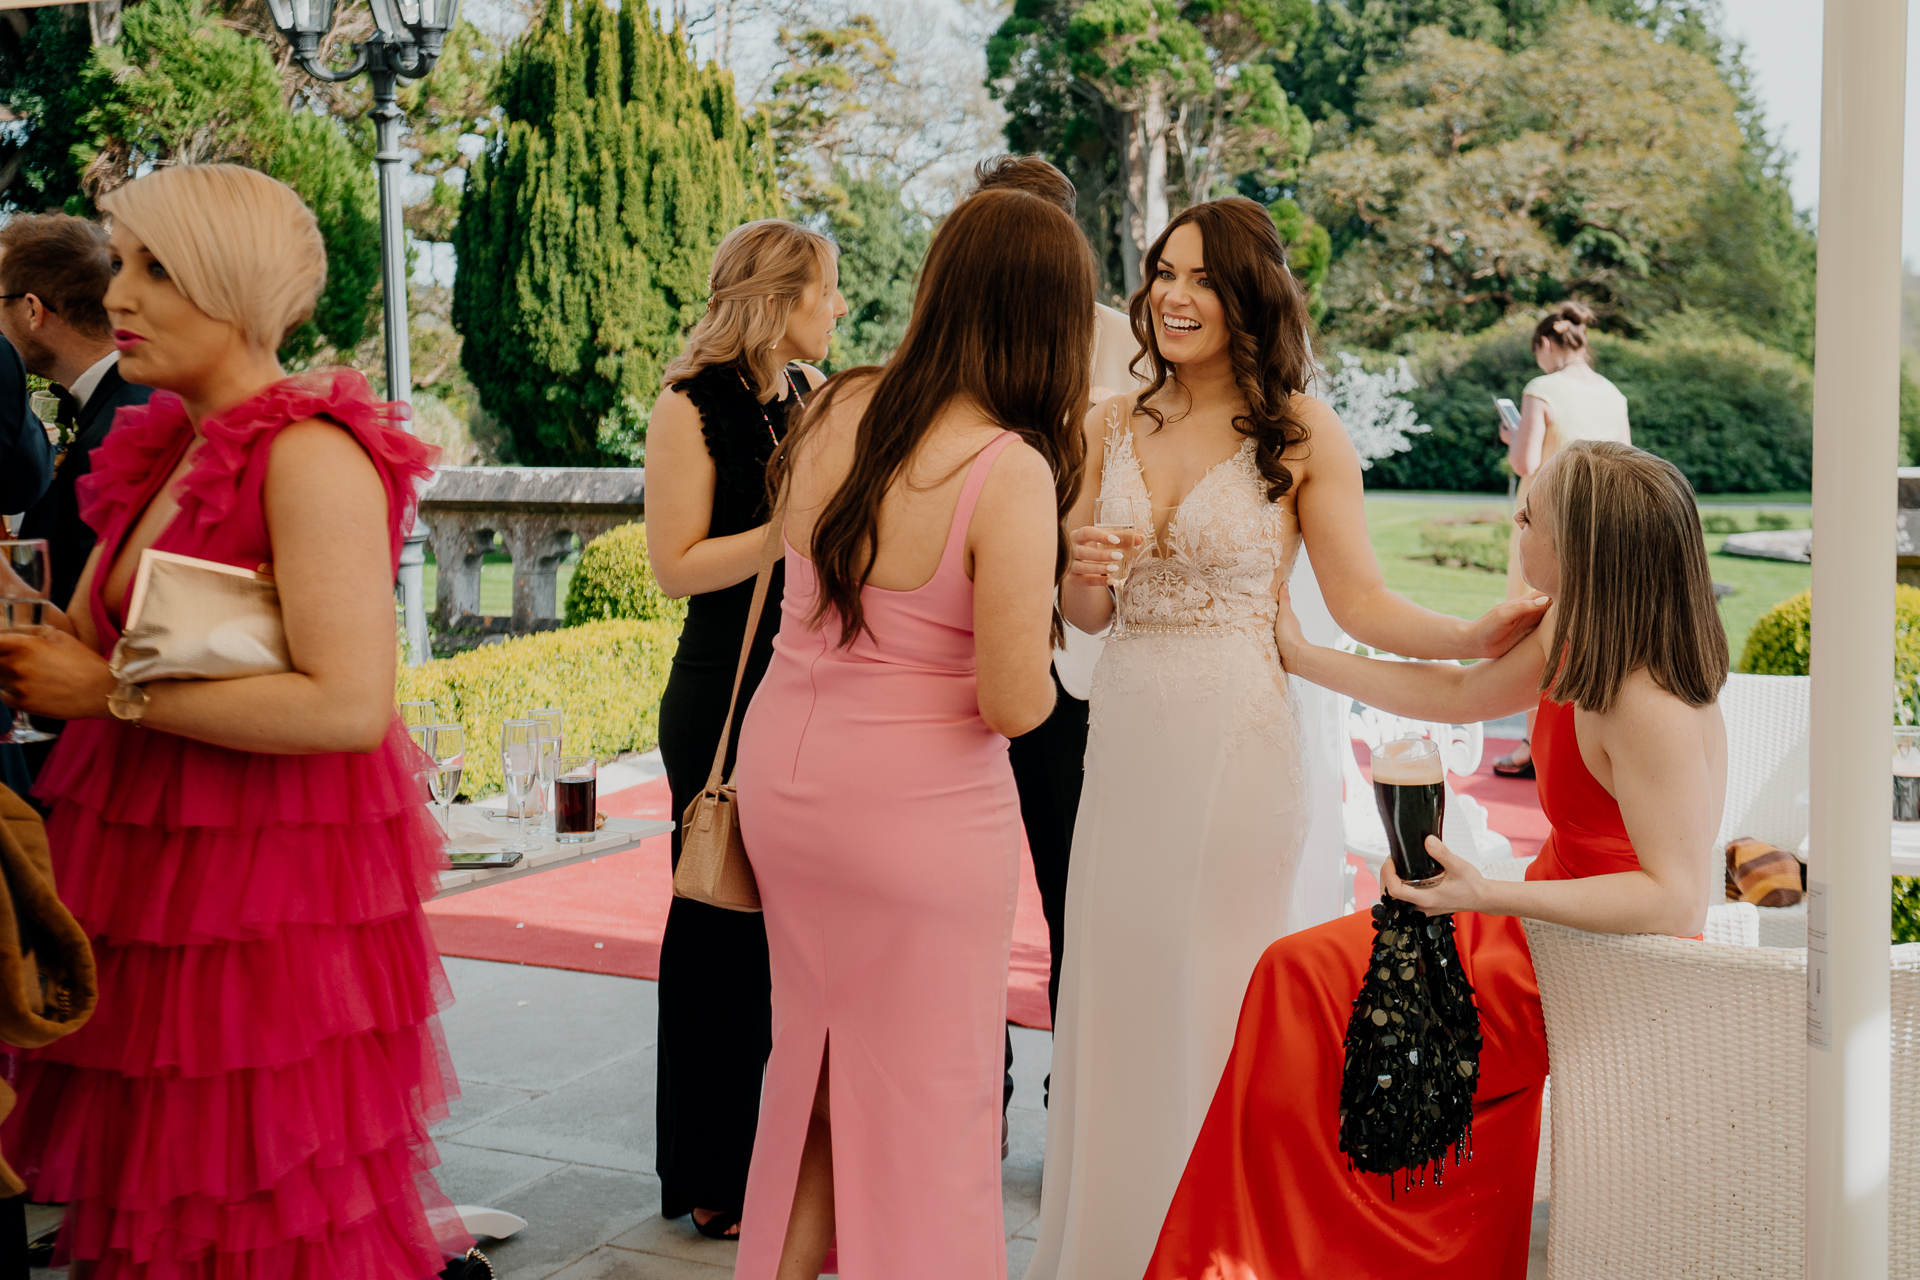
top-left (702, 483), bottom-right (787, 793)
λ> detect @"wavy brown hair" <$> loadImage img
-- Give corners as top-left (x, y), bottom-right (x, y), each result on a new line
top-left (794, 187), bottom-right (1095, 647)
top-left (662, 219), bottom-right (836, 401)
top-left (1533, 440), bottom-right (1727, 713)
top-left (1127, 197), bottom-right (1316, 501)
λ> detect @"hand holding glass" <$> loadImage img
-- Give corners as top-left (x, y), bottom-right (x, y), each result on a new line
top-left (1094, 496), bottom-right (1152, 589)
top-left (1372, 737), bottom-right (1446, 889)
top-left (0, 540), bottom-right (53, 745)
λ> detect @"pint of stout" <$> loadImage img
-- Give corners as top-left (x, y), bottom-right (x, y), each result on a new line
top-left (1897, 729), bottom-right (1920, 822)
top-left (1372, 737), bottom-right (1446, 887)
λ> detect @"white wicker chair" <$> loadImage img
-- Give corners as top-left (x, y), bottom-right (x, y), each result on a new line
top-left (1716, 673), bottom-right (1812, 948)
top-left (1478, 861), bottom-right (1758, 1205)
top-left (1521, 922), bottom-right (1920, 1278)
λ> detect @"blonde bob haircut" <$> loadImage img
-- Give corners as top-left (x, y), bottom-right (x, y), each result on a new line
top-left (663, 219), bottom-right (836, 403)
top-left (1532, 439), bottom-right (1727, 714)
top-left (98, 164), bottom-right (326, 353)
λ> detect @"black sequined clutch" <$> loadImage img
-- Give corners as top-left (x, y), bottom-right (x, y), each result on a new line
top-left (1337, 894), bottom-right (1484, 1193)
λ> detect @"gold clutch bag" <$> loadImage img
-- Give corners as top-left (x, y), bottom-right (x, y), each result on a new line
top-left (108, 550), bottom-right (292, 684)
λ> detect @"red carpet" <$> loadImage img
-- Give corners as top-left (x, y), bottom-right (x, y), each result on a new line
top-left (425, 774), bottom-right (1059, 1029)
top-left (427, 738), bottom-right (1546, 1033)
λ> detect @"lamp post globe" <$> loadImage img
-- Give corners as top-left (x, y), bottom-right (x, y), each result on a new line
top-left (266, 0), bottom-right (463, 665)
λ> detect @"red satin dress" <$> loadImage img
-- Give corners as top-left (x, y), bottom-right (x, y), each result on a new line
top-left (1142, 694), bottom-right (1642, 1279)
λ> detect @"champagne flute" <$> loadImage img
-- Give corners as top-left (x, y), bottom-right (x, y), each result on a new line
top-left (0, 539), bottom-right (53, 745)
top-left (1094, 496), bottom-right (1150, 641)
top-left (427, 723), bottom-right (465, 838)
top-left (500, 719), bottom-right (541, 853)
top-left (399, 700), bottom-right (439, 728)
top-left (529, 708), bottom-right (564, 835)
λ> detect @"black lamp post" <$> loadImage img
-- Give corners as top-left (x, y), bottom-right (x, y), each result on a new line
top-left (264, 0), bottom-right (462, 664)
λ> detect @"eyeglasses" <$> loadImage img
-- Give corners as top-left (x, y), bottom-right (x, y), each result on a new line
top-left (0, 295), bottom-right (54, 312)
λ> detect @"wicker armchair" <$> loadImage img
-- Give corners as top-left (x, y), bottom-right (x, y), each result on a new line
top-left (1521, 921), bottom-right (1920, 1278)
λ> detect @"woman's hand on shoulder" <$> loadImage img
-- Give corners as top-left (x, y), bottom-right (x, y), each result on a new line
top-left (1467, 593), bottom-right (1552, 659)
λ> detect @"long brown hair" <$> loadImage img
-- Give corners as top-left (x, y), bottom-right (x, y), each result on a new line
top-left (662, 219), bottom-right (836, 401)
top-left (1127, 197), bottom-right (1316, 502)
top-left (798, 187), bottom-right (1095, 646)
top-left (1534, 440), bottom-right (1727, 712)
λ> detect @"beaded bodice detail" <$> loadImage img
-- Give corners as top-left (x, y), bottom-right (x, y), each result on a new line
top-left (1099, 408), bottom-right (1300, 636)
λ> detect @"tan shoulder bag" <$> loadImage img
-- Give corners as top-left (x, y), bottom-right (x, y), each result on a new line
top-left (670, 489), bottom-right (787, 913)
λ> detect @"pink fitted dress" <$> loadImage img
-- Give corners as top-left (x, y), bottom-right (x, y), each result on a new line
top-left (733, 431), bottom-right (1025, 1279)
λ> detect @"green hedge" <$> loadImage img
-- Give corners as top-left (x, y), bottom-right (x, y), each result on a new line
top-left (1736, 587), bottom-right (1920, 690)
top-left (1367, 317), bottom-right (1813, 495)
top-left (1417, 518), bottom-right (1510, 573)
top-left (396, 619), bottom-right (680, 797)
top-left (563, 522), bottom-right (688, 627)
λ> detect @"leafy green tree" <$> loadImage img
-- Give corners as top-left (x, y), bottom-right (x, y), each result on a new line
top-left (822, 170), bottom-right (931, 369)
top-left (66, 0), bottom-right (381, 358)
top-left (453, 0), bottom-right (780, 465)
top-left (1302, 13), bottom-right (1746, 342)
top-left (989, 0), bottom-right (1312, 296)
top-left (0, 8), bottom-right (94, 212)
top-left (765, 13), bottom-right (897, 216)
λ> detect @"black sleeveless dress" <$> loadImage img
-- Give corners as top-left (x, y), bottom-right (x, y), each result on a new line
top-left (655, 361), bottom-right (805, 1222)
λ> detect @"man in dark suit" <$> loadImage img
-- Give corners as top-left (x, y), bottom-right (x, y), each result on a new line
top-left (0, 331), bottom-right (46, 808)
top-left (6, 214), bottom-right (152, 613)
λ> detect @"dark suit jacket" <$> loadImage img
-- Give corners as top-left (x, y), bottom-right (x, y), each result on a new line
top-left (0, 338), bottom-right (48, 515)
top-left (20, 365), bottom-right (153, 611)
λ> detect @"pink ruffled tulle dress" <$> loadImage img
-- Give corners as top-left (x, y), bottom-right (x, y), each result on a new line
top-left (3, 371), bottom-right (472, 1278)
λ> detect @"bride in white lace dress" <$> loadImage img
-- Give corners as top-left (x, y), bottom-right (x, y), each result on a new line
top-left (1023, 199), bottom-right (1548, 1280)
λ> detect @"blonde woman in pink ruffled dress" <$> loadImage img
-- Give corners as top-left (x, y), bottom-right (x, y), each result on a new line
top-left (0, 166), bottom-right (472, 1276)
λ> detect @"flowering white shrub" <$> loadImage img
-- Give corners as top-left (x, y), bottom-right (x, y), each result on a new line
top-left (1323, 352), bottom-right (1431, 469)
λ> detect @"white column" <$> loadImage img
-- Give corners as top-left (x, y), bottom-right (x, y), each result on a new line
top-left (1808, 1), bottom-right (1903, 1274)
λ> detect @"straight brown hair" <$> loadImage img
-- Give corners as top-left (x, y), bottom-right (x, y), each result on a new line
top-left (1534, 440), bottom-right (1728, 712)
top-left (1128, 197), bottom-right (1316, 502)
top-left (796, 187), bottom-right (1095, 647)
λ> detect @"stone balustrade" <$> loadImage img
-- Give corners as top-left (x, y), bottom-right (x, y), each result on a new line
top-left (419, 467), bottom-right (644, 633)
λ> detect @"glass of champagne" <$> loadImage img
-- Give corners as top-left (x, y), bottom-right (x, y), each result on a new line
top-left (1095, 495), bottom-right (1151, 640)
top-left (0, 539), bottom-right (53, 745)
top-left (555, 755), bottom-right (598, 843)
top-left (1371, 736), bottom-right (1447, 888)
top-left (500, 719), bottom-right (542, 853)
top-left (399, 700), bottom-right (439, 729)
top-left (427, 724), bottom-right (465, 839)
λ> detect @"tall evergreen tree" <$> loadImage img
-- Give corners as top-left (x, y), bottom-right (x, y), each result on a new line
top-left (453, 0), bottom-right (779, 465)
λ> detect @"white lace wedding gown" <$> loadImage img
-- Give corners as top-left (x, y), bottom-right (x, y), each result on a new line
top-left (1024, 409), bottom-right (1308, 1280)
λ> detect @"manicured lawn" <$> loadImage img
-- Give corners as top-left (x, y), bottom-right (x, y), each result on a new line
top-left (1362, 494), bottom-right (1810, 661)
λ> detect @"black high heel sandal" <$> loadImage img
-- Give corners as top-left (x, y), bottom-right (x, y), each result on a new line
top-left (1491, 738), bottom-right (1534, 779)
top-left (693, 1209), bottom-right (743, 1240)
top-left (440, 1248), bottom-right (496, 1279)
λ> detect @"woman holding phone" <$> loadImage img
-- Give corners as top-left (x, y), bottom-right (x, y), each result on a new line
top-left (1492, 301), bottom-right (1630, 777)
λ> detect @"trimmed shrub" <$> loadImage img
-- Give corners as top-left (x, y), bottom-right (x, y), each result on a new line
top-left (396, 619), bottom-right (679, 797)
top-left (1701, 513), bottom-right (1742, 534)
top-left (1736, 587), bottom-right (1920, 692)
top-left (1364, 316), bottom-right (1813, 495)
top-left (563, 523), bottom-right (688, 628)
top-left (1897, 879), bottom-right (1920, 945)
top-left (1417, 518), bottom-right (1510, 573)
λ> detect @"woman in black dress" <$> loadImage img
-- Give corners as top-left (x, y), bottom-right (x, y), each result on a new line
top-left (646, 219), bottom-right (845, 1239)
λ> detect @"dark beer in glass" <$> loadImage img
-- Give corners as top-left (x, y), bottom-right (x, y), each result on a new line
top-left (1371, 737), bottom-right (1447, 887)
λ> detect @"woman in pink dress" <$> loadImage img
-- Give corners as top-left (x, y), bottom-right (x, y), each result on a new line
top-left (732, 187), bottom-right (1096, 1279)
top-left (0, 165), bottom-right (471, 1276)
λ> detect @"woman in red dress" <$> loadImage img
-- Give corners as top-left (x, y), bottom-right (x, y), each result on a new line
top-left (0, 165), bottom-right (471, 1276)
top-left (1144, 439), bottom-right (1729, 1279)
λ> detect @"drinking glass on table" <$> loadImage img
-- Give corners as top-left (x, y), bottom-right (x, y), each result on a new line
top-left (399, 700), bottom-right (439, 729)
top-left (426, 723), bottom-right (465, 838)
top-left (0, 539), bottom-right (53, 745)
top-left (529, 708), bottom-right (564, 832)
top-left (500, 719), bottom-right (542, 853)
top-left (555, 755), bottom-right (597, 843)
